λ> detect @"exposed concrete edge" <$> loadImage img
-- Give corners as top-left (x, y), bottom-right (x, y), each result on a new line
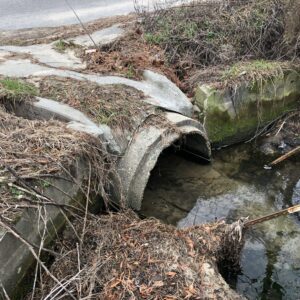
top-left (3, 97), bottom-right (121, 155)
top-left (69, 24), bottom-right (125, 47)
top-left (200, 261), bottom-right (244, 299)
top-left (114, 112), bottom-right (211, 210)
top-left (0, 59), bottom-right (193, 117)
top-left (0, 159), bottom-right (89, 299)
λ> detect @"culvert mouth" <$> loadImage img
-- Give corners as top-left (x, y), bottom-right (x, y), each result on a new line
top-left (113, 112), bottom-right (211, 211)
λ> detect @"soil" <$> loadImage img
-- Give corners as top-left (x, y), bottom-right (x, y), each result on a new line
top-left (82, 26), bottom-right (191, 94)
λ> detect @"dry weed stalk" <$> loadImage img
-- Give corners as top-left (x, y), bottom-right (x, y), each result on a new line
top-left (136, 0), bottom-right (299, 75)
top-left (0, 105), bottom-right (116, 222)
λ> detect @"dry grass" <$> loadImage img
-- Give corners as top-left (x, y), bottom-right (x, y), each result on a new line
top-left (137, 0), bottom-right (300, 82)
top-left (37, 76), bottom-right (152, 131)
top-left (27, 210), bottom-right (243, 299)
top-left (0, 106), bottom-right (113, 223)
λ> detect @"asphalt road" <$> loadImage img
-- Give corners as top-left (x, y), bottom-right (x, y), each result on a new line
top-left (0, 0), bottom-right (138, 30)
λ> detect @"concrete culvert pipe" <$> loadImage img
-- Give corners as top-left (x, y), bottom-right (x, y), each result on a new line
top-left (113, 112), bottom-right (211, 210)
top-left (2, 96), bottom-right (210, 210)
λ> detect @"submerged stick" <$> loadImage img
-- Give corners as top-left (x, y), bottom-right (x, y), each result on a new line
top-left (268, 145), bottom-right (300, 167)
top-left (245, 204), bottom-right (300, 228)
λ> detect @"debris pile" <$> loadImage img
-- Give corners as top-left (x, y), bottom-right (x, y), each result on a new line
top-left (27, 211), bottom-right (243, 299)
top-left (83, 29), bottom-right (187, 92)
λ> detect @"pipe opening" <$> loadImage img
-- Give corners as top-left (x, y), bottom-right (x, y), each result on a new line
top-left (140, 135), bottom-right (210, 223)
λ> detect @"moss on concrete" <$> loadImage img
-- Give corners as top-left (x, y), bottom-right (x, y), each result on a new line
top-left (195, 68), bottom-right (300, 145)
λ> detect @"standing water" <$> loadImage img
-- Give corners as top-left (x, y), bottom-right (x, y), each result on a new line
top-left (141, 144), bottom-right (300, 299)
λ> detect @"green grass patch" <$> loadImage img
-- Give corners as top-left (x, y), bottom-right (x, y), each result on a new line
top-left (221, 60), bottom-right (285, 86)
top-left (0, 78), bottom-right (38, 100)
top-left (53, 39), bottom-right (78, 53)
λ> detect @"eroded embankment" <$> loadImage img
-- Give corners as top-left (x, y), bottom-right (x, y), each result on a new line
top-left (0, 81), bottom-right (237, 299)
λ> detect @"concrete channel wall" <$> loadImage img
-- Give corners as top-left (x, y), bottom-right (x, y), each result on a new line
top-left (0, 159), bottom-right (89, 299)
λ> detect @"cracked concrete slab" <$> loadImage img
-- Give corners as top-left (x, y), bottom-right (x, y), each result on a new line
top-left (70, 24), bottom-right (124, 47)
top-left (0, 58), bottom-right (193, 116)
top-left (9, 96), bottom-right (121, 154)
top-left (0, 24), bottom-right (125, 70)
top-left (0, 44), bottom-right (85, 69)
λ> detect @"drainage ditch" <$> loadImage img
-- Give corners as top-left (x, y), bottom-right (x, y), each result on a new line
top-left (1, 94), bottom-right (299, 299)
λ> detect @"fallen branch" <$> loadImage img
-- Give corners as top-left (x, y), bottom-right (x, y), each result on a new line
top-left (245, 204), bottom-right (300, 228)
top-left (268, 145), bottom-right (300, 167)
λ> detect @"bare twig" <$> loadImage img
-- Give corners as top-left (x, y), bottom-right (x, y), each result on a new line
top-left (268, 145), bottom-right (300, 167)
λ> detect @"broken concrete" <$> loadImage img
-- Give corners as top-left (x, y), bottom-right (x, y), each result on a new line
top-left (0, 44), bottom-right (85, 69)
top-left (0, 91), bottom-right (210, 298)
top-left (2, 94), bottom-right (209, 211)
top-left (0, 24), bottom-right (125, 70)
top-left (2, 89), bottom-right (209, 212)
top-left (0, 58), bottom-right (193, 116)
top-left (0, 12), bottom-right (214, 299)
top-left (4, 96), bottom-right (121, 155)
top-left (70, 24), bottom-right (124, 47)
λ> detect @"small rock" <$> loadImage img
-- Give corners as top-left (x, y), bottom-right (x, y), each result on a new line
top-left (85, 49), bottom-right (97, 55)
top-left (193, 105), bottom-right (201, 113)
top-left (260, 142), bottom-right (276, 156)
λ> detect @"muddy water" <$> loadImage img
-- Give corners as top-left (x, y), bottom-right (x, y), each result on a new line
top-left (141, 144), bottom-right (300, 299)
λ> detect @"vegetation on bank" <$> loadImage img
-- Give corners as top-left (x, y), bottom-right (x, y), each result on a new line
top-left (138, 0), bottom-right (300, 80)
top-left (0, 78), bottom-right (38, 100)
top-left (221, 60), bottom-right (286, 86)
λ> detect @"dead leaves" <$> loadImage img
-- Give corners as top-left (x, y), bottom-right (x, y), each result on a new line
top-left (184, 284), bottom-right (197, 299)
top-left (166, 271), bottom-right (177, 278)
